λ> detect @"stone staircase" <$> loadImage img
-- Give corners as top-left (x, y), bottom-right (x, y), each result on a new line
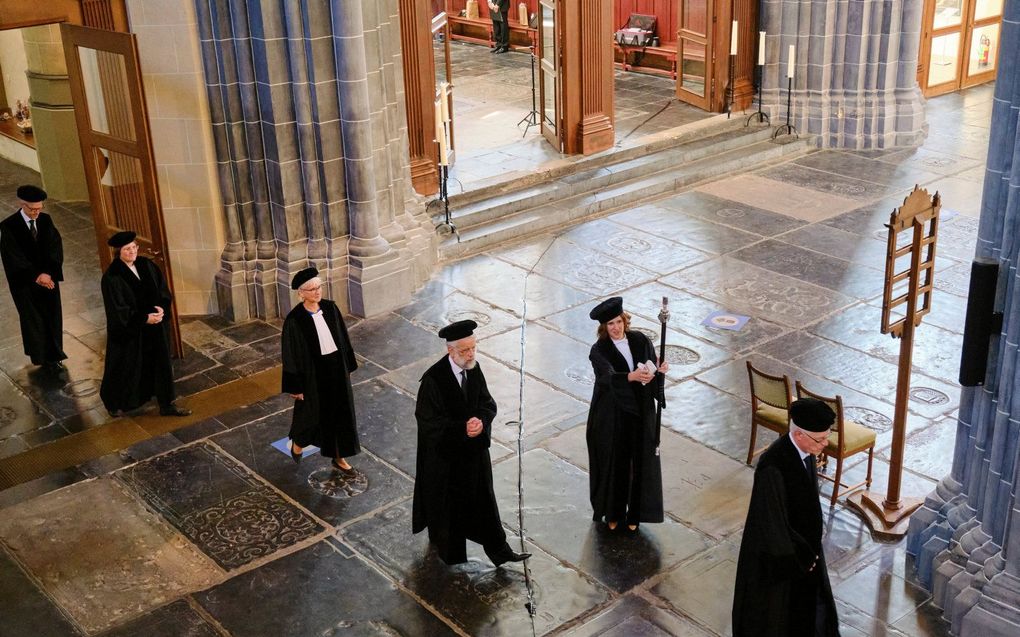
top-left (433, 119), bottom-right (814, 260)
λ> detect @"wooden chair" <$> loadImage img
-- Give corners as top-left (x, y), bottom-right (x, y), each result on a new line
top-left (795, 382), bottom-right (877, 506)
top-left (745, 361), bottom-right (792, 465)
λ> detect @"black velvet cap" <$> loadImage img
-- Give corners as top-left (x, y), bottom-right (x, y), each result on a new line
top-left (589, 296), bottom-right (624, 323)
top-left (291, 267), bottom-right (319, 290)
top-left (107, 231), bottom-right (137, 248)
top-left (16, 185), bottom-right (46, 202)
top-left (438, 320), bottom-right (477, 342)
top-left (789, 397), bottom-right (836, 432)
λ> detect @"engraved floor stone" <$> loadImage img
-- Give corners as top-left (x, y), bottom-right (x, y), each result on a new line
top-left (920, 175), bottom-right (984, 217)
top-left (347, 313), bottom-right (439, 371)
top-left (730, 239), bottom-right (885, 300)
top-left (194, 540), bottom-right (457, 637)
top-left (210, 413), bottom-right (413, 526)
top-left (792, 151), bottom-right (940, 189)
top-left (875, 146), bottom-right (983, 177)
top-left (609, 204), bottom-right (762, 254)
top-left (557, 218), bottom-right (711, 274)
top-left (482, 323), bottom-right (597, 401)
top-left (832, 563), bottom-right (929, 626)
top-left (342, 501), bottom-right (610, 636)
top-left (118, 443), bottom-right (326, 570)
top-left (696, 174), bottom-right (860, 221)
top-left (759, 163), bottom-right (895, 201)
top-left (625, 281), bottom-right (787, 352)
top-left (657, 190), bottom-right (807, 236)
top-left (0, 547), bottom-right (81, 637)
top-left (495, 239), bottom-right (658, 297)
top-left (307, 465), bottom-right (369, 499)
top-left (350, 378), bottom-right (422, 476)
top-left (932, 215), bottom-right (979, 263)
top-left (880, 418), bottom-right (957, 482)
top-left (661, 380), bottom-right (769, 462)
top-left (406, 290), bottom-right (520, 341)
top-left (0, 478), bottom-right (219, 634)
top-left (662, 258), bottom-right (855, 329)
top-left (97, 599), bottom-right (220, 637)
top-left (491, 448), bottom-right (711, 593)
top-left (441, 253), bottom-right (594, 320)
top-left (560, 594), bottom-right (714, 636)
top-left (933, 259), bottom-right (973, 298)
top-left (650, 538), bottom-right (741, 636)
top-left (0, 375), bottom-right (50, 440)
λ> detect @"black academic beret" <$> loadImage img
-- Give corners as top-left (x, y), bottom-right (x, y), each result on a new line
top-left (789, 397), bottom-right (836, 432)
top-left (438, 319), bottom-right (477, 342)
top-left (16, 185), bottom-right (46, 202)
top-left (589, 296), bottom-right (624, 323)
top-left (107, 231), bottom-right (137, 248)
top-left (291, 267), bottom-right (319, 290)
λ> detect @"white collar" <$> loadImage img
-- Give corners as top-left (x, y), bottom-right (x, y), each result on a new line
top-left (788, 432), bottom-right (811, 461)
top-left (19, 209), bottom-right (34, 225)
top-left (448, 355), bottom-right (466, 378)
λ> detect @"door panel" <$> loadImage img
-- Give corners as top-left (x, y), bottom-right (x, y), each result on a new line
top-left (676, 0), bottom-right (713, 110)
top-left (60, 23), bottom-right (182, 356)
top-left (538, 0), bottom-right (562, 151)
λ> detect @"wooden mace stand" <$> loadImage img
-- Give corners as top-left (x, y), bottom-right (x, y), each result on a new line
top-left (847, 186), bottom-right (941, 540)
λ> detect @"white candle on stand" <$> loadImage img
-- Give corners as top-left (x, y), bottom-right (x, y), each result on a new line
top-left (435, 106), bottom-right (448, 166)
top-left (787, 44), bottom-right (795, 78)
top-left (758, 31), bottom-right (766, 65)
top-left (730, 21), bottom-right (738, 56)
top-left (440, 82), bottom-right (450, 122)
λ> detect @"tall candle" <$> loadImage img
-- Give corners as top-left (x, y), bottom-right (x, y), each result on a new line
top-left (758, 31), bottom-right (766, 65)
top-left (730, 21), bottom-right (738, 56)
top-left (440, 82), bottom-right (450, 122)
top-left (787, 45), bottom-right (795, 78)
top-left (435, 106), bottom-right (448, 166)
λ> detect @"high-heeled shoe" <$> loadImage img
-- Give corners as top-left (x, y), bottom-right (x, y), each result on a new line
top-left (331, 458), bottom-right (355, 474)
top-left (287, 440), bottom-right (302, 464)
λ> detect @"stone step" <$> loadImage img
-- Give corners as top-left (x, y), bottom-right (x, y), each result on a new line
top-left (438, 135), bottom-right (814, 260)
top-left (435, 125), bottom-right (777, 231)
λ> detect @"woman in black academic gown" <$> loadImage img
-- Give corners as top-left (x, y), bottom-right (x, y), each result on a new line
top-left (280, 267), bottom-right (359, 472)
top-left (586, 297), bottom-right (667, 530)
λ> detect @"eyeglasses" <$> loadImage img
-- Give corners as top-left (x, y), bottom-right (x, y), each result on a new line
top-left (803, 430), bottom-right (832, 444)
top-left (300, 284), bottom-right (322, 293)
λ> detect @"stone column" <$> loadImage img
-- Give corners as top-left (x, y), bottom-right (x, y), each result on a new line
top-left (761, 0), bottom-right (927, 149)
top-left (907, 3), bottom-right (1020, 634)
top-left (22, 25), bottom-right (88, 201)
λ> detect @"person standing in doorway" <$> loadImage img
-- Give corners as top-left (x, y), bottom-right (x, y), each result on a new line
top-left (280, 267), bottom-right (360, 473)
top-left (99, 231), bottom-right (190, 417)
top-left (489, 0), bottom-right (511, 53)
top-left (0, 185), bottom-right (67, 373)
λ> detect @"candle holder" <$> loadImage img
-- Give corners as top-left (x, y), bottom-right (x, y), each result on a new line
top-left (772, 76), bottom-right (798, 139)
top-left (726, 52), bottom-right (735, 119)
top-left (744, 63), bottom-right (770, 126)
top-left (430, 149), bottom-right (459, 241)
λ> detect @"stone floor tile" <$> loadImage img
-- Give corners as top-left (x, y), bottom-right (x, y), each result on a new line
top-left (0, 478), bottom-right (219, 634)
top-left (760, 162), bottom-right (900, 201)
top-left (792, 151), bottom-right (940, 189)
top-left (662, 258), bottom-right (856, 329)
top-left (492, 448), bottom-right (712, 593)
top-left (887, 418), bottom-right (957, 482)
top-left (342, 501), bottom-right (610, 636)
top-left (481, 322), bottom-right (595, 401)
top-left (661, 379), bottom-right (770, 462)
top-left (97, 598), bottom-right (220, 637)
top-left (118, 443), bottom-right (326, 570)
top-left (210, 413), bottom-right (413, 526)
top-left (556, 218), bottom-right (711, 275)
top-left (0, 467), bottom-right (87, 510)
top-left (650, 539), bottom-right (741, 636)
top-left (834, 563), bottom-right (930, 625)
top-left (560, 594), bottom-right (714, 636)
top-left (348, 312), bottom-right (456, 371)
top-left (781, 222), bottom-right (890, 267)
top-left (219, 320), bottom-right (280, 345)
top-left (697, 173), bottom-right (861, 221)
top-left (195, 540), bottom-right (456, 637)
top-left (658, 189), bottom-right (808, 236)
top-left (609, 204), bottom-right (761, 255)
top-left (405, 290), bottom-right (521, 341)
top-left (890, 600), bottom-right (951, 636)
top-left (0, 546), bottom-right (83, 637)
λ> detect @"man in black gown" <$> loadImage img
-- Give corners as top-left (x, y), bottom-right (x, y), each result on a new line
top-left (488, 0), bottom-right (510, 53)
top-left (412, 319), bottom-right (530, 567)
top-left (0, 185), bottom-right (66, 372)
top-left (732, 397), bottom-right (841, 637)
top-left (99, 231), bottom-right (190, 417)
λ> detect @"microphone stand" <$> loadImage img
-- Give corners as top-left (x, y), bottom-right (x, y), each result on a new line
top-left (518, 44), bottom-right (540, 136)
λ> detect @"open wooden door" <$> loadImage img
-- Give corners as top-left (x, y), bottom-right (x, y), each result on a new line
top-left (60, 23), bottom-right (182, 356)
top-left (676, 0), bottom-right (715, 110)
top-left (538, 0), bottom-right (563, 152)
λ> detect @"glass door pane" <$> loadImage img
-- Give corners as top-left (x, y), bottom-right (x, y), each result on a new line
top-left (973, 0), bottom-right (1003, 20)
top-left (933, 0), bottom-right (964, 28)
top-left (538, 1), bottom-right (559, 149)
top-left (676, 0), bottom-right (712, 110)
top-left (928, 31), bottom-right (961, 87)
top-left (967, 23), bottom-right (999, 76)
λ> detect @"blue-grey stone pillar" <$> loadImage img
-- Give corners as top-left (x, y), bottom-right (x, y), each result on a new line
top-left (907, 3), bottom-right (1020, 635)
top-left (761, 0), bottom-right (927, 149)
top-left (196, 0), bottom-right (435, 319)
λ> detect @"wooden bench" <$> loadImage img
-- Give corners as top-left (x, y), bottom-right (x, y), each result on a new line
top-left (614, 42), bottom-right (677, 79)
top-left (449, 15), bottom-right (536, 51)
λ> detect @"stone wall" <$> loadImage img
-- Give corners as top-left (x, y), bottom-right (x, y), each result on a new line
top-left (194, 0), bottom-right (435, 320)
top-left (760, 0), bottom-right (927, 149)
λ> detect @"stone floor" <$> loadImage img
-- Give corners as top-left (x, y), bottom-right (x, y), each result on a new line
top-left (440, 40), bottom-right (712, 190)
top-left (0, 81), bottom-right (995, 635)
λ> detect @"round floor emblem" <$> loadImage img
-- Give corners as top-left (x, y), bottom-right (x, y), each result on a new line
top-left (664, 345), bottom-right (700, 365)
top-left (909, 387), bottom-right (950, 405)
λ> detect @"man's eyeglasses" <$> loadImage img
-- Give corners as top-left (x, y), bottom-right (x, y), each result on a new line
top-left (803, 430), bottom-right (832, 444)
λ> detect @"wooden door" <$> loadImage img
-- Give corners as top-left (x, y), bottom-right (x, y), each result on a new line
top-left (60, 23), bottom-right (182, 356)
top-left (538, 0), bottom-right (563, 151)
top-left (676, 0), bottom-right (714, 110)
top-left (919, 0), bottom-right (1002, 97)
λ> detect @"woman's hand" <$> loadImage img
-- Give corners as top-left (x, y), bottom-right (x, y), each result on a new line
top-left (628, 368), bottom-right (654, 384)
top-left (658, 361), bottom-right (669, 374)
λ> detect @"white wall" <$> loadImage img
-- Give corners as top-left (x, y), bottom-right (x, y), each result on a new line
top-left (0, 28), bottom-right (28, 112)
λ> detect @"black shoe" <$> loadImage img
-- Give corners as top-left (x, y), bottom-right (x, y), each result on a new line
top-left (491, 548), bottom-right (531, 567)
top-left (331, 458), bottom-right (356, 475)
top-left (490, 46), bottom-right (499, 53)
top-left (159, 404), bottom-right (192, 417)
top-left (495, 47), bottom-right (507, 54)
top-left (287, 440), bottom-right (302, 464)
top-left (42, 361), bottom-right (66, 373)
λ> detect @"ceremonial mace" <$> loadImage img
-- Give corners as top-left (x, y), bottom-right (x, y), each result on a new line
top-left (655, 296), bottom-right (669, 455)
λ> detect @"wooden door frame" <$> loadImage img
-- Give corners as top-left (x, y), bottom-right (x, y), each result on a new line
top-left (675, 0), bottom-right (715, 111)
top-left (918, 0), bottom-right (1002, 98)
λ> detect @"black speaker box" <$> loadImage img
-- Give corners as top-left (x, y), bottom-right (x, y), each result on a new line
top-left (959, 260), bottom-right (1002, 386)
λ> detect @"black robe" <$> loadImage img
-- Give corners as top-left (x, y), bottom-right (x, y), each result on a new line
top-left (732, 434), bottom-right (841, 637)
top-left (0, 209), bottom-right (65, 364)
top-left (99, 257), bottom-right (175, 412)
top-left (586, 331), bottom-right (664, 524)
top-left (280, 299), bottom-right (359, 458)
top-left (412, 355), bottom-right (505, 564)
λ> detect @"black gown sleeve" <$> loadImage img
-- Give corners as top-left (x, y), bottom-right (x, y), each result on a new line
top-left (471, 367), bottom-right (497, 448)
top-left (280, 316), bottom-right (306, 395)
top-left (336, 310), bottom-right (358, 372)
top-left (42, 217), bottom-right (63, 281)
top-left (416, 375), bottom-right (473, 450)
top-left (590, 345), bottom-right (639, 415)
top-left (746, 465), bottom-right (818, 579)
top-left (0, 223), bottom-right (37, 285)
top-left (102, 274), bottom-right (146, 338)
